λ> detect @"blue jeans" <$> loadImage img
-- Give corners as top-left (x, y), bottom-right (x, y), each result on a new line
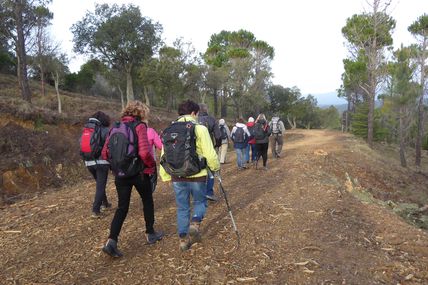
top-left (173, 181), bottom-right (207, 237)
top-left (245, 144), bottom-right (257, 162)
top-left (206, 176), bottom-right (215, 197)
top-left (235, 148), bottom-right (245, 168)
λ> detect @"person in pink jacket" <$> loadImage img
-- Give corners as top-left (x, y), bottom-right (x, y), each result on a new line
top-left (147, 127), bottom-right (163, 193)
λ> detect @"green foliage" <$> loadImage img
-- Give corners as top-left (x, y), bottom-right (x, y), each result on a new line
top-left (408, 13), bottom-right (428, 38)
top-left (317, 106), bottom-right (341, 129)
top-left (0, 46), bottom-right (15, 74)
top-left (352, 103), bottom-right (391, 141)
top-left (423, 133), bottom-right (428, 150)
top-left (352, 103), bottom-right (369, 138)
top-left (71, 3), bottom-right (162, 101)
top-left (72, 4), bottom-right (162, 66)
top-left (204, 29), bottom-right (274, 117)
top-left (342, 13), bottom-right (396, 48)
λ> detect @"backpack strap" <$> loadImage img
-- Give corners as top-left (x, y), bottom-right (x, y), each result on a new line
top-left (127, 120), bottom-right (144, 156)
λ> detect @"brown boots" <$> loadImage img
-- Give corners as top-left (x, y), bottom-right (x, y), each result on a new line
top-left (179, 221), bottom-right (201, 251)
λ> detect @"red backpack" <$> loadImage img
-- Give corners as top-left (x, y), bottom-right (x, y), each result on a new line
top-left (80, 119), bottom-right (103, 161)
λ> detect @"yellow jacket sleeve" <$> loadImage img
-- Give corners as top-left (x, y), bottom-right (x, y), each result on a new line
top-left (195, 125), bottom-right (220, 172)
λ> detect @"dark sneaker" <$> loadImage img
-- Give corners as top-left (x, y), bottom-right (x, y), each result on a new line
top-left (179, 236), bottom-right (191, 251)
top-left (101, 202), bottom-right (112, 211)
top-left (189, 222), bottom-right (201, 244)
top-left (206, 195), bottom-right (218, 202)
top-left (91, 212), bottom-right (102, 219)
top-left (102, 239), bottom-right (123, 258)
top-left (146, 231), bottom-right (164, 244)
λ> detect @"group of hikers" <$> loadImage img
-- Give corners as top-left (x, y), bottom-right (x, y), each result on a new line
top-left (79, 99), bottom-right (286, 257)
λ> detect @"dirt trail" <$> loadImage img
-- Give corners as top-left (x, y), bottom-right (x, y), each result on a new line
top-left (1, 130), bottom-right (428, 284)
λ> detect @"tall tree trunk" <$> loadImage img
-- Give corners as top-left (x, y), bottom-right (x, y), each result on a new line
top-left (125, 65), bottom-right (134, 103)
top-left (415, 46), bottom-right (426, 167)
top-left (415, 92), bottom-right (424, 167)
top-left (53, 71), bottom-right (61, 114)
top-left (143, 86), bottom-right (150, 106)
top-left (399, 107), bottom-right (407, 167)
top-left (15, 0), bottom-right (31, 103)
top-left (367, 91), bottom-right (375, 148)
top-left (118, 85), bottom-right (125, 109)
top-left (221, 89), bottom-right (228, 118)
top-left (167, 93), bottom-right (172, 112)
top-left (40, 65), bottom-right (45, 96)
top-left (287, 116), bottom-right (296, 129)
top-left (213, 88), bottom-right (218, 117)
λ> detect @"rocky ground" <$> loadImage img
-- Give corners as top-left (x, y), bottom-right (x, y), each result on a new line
top-left (1, 129), bottom-right (428, 284)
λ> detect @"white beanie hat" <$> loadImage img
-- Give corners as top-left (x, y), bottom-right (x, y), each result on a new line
top-left (219, 118), bottom-right (225, 125)
top-left (248, 117), bottom-right (254, 123)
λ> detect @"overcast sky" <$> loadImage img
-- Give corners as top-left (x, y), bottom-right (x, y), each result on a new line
top-left (49, 0), bottom-right (427, 101)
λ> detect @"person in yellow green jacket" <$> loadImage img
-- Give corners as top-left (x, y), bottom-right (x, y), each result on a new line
top-left (160, 100), bottom-right (220, 251)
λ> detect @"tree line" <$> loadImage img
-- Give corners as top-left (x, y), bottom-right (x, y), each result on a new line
top-left (0, 1), bottom-right (339, 129)
top-left (339, 0), bottom-right (427, 168)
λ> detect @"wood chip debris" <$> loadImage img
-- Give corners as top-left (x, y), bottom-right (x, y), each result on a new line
top-left (237, 277), bottom-right (257, 282)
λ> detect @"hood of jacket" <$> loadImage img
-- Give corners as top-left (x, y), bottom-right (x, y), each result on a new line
top-left (247, 122), bottom-right (255, 127)
top-left (235, 122), bottom-right (247, 128)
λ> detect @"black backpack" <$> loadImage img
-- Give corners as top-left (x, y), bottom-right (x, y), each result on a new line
top-left (220, 125), bottom-right (228, 140)
top-left (232, 127), bottom-right (246, 143)
top-left (253, 123), bottom-right (267, 140)
top-left (160, 121), bottom-right (206, 178)
top-left (107, 121), bottom-right (143, 178)
top-left (80, 120), bottom-right (103, 161)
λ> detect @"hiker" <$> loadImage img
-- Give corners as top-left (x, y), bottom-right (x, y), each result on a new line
top-left (101, 101), bottom-right (163, 258)
top-left (198, 103), bottom-right (221, 202)
top-left (147, 127), bottom-right (162, 193)
top-left (245, 116), bottom-right (257, 165)
top-left (230, 117), bottom-right (251, 170)
top-left (160, 100), bottom-right (220, 251)
top-left (218, 118), bottom-right (231, 164)
top-left (269, 115), bottom-right (285, 158)
top-left (254, 114), bottom-right (271, 170)
top-left (80, 111), bottom-right (112, 218)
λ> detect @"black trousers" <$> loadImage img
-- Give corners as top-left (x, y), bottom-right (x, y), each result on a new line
top-left (109, 174), bottom-right (154, 242)
top-left (87, 164), bottom-right (110, 213)
top-left (256, 143), bottom-right (269, 167)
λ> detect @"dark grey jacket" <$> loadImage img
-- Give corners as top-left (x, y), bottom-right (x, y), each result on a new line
top-left (254, 120), bottom-right (271, 144)
top-left (198, 112), bottom-right (221, 147)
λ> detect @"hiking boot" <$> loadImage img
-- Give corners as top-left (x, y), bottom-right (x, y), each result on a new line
top-left (189, 222), bottom-right (202, 244)
top-left (146, 231), bottom-right (164, 244)
top-left (263, 166), bottom-right (268, 171)
top-left (100, 202), bottom-right (112, 211)
top-left (206, 195), bottom-right (218, 202)
top-left (179, 236), bottom-right (191, 251)
top-left (91, 211), bottom-right (102, 219)
top-left (102, 239), bottom-right (123, 258)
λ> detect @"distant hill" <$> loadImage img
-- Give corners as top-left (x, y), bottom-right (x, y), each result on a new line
top-left (319, 100), bottom-right (384, 114)
top-left (307, 91), bottom-right (347, 106)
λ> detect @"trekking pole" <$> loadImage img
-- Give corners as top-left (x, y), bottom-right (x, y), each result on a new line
top-left (216, 175), bottom-right (241, 246)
